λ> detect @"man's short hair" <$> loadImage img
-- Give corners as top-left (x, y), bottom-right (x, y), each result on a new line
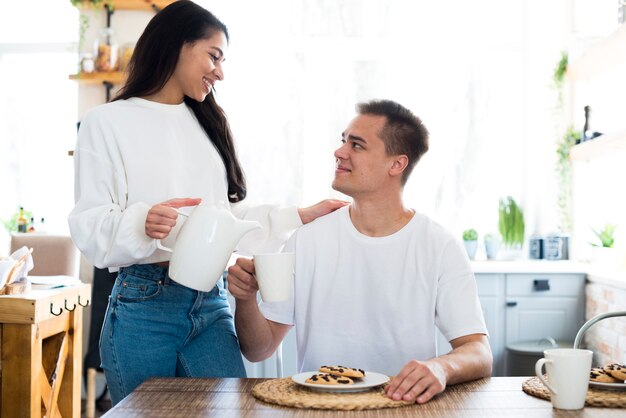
top-left (356, 100), bottom-right (429, 185)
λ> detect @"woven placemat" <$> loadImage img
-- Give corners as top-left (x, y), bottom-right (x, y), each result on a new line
top-left (522, 376), bottom-right (626, 408)
top-left (252, 378), bottom-right (414, 410)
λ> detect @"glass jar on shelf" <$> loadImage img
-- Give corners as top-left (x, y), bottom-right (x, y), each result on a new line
top-left (120, 42), bottom-right (135, 72)
top-left (81, 53), bottom-right (95, 73)
top-left (94, 27), bottom-right (119, 72)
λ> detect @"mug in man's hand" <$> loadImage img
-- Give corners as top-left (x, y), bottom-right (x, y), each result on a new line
top-left (535, 348), bottom-right (593, 410)
top-left (253, 252), bottom-right (295, 302)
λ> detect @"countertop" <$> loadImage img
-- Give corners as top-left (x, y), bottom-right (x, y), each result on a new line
top-left (470, 260), bottom-right (588, 274)
top-left (470, 260), bottom-right (626, 289)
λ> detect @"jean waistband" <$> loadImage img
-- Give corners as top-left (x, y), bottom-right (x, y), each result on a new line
top-left (119, 263), bottom-right (170, 283)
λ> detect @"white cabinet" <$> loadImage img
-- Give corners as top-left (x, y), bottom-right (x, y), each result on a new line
top-left (503, 273), bottom-right (585, 375)
top-left (438, 272), bottom-right (585, 376)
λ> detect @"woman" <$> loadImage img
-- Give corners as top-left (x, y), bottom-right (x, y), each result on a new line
top-left (68, 1), bottom-right (344, 405)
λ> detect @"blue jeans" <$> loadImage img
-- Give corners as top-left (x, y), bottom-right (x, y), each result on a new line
top-left (99, 263), bottom-right (246, 405)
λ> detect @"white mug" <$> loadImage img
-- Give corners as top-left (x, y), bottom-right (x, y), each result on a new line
top-left (253, 252), bottom-right (295, 302)
top-left (534, 348), bottom-right (593, 410)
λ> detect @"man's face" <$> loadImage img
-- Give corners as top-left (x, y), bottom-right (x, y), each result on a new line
top-left (332, 114), bottom-right (396, 196)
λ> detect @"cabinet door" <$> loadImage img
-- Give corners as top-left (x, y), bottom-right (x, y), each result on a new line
top-left (505, 273), bottom-right (585, 345)
top-left (505, 297), bottom-right (582, 344)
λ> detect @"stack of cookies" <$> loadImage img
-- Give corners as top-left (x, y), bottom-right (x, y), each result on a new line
top-left (305, 365), bottom-right (366, 386)
top-left (589, 363), bottom-right (626, 383)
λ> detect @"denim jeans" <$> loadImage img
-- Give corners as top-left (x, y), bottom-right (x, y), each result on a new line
top-left (99, 263), bottom-right (246, 405)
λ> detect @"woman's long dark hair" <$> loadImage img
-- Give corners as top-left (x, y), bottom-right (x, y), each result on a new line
top-left (113, 0), bottom-right (246, 202)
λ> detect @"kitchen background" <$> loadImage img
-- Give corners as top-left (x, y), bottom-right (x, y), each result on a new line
top-left (0, 0), bottom-right (625, 393)
top-left (3, 0), bottom-right (625, 252)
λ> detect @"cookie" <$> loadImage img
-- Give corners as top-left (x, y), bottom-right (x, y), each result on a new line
top-left (319, 365), bottom-right (365, 379)
top-left (305, 373), bottom-right (354, 385)
top-left (590, 368), bottom-right (621, 383)
top-left (603, 363), bottom-right (626, 381)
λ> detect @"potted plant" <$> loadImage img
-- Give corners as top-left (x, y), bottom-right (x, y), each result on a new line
top-left (462, 229), bottom-right (478, 260)
top-left (498, 196), bottom-right (525, 259)
top-left (590, 224), bottom-right (623, 269)
top-left (484, 233), bottom-right (501, 260)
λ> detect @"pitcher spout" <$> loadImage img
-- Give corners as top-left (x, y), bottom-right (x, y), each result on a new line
top-left (234, 219), bottom-right (263, 239)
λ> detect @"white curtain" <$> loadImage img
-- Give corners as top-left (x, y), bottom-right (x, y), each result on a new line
top-left (206, 0), bottom-right (568, 239)
top-left (0, 0), bottom-right (572, 244)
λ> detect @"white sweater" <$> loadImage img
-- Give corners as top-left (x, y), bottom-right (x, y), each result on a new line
top-left (68, 97), bottom-right (301, 270)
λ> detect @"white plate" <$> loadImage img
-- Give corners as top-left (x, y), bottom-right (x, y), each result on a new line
top-left (291, 371), bottom-right (389, 393)
top-left (589, 381), bottom-right (626, 391)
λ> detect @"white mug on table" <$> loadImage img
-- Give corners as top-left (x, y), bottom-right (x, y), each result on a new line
top-left (253, 252), bottom-right (295, 302)
top-left (535, 348), bottom-right (593, 410)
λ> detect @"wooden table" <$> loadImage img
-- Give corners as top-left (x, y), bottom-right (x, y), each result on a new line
top-left (0, 284), bottom-right (91, 418)
top-left (103, 376), bottom-right (624, 417)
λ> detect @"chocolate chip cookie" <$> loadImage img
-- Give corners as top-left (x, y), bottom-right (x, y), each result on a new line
top-left (603, 363), bottom-right (626, 381)
top-left (319, 365), bottom-right (365, 379)
top-left (590, 367), bottom-right (621, 383)
top-left (305, 373), bottom-right (354, 385)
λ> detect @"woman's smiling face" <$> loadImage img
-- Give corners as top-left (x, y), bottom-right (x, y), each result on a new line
top-left (170, 31), bottom-right (227, 103)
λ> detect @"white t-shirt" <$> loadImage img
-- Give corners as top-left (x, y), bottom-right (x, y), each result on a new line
top-left (68, 97), bottom-right (301, 270)
top-left (260, 205), bottom-right (487, 376)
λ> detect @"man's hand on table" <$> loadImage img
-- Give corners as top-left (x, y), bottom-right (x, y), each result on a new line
top-left (385, 360), bottom-right (446, 404)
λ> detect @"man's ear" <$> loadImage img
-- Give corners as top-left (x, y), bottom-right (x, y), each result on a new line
top-left (389, 155), bottom-right (409, 178)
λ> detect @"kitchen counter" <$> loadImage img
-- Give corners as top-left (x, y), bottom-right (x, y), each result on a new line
top-left (471, 260), bottom-right (626, 289)
top-left (470, 260), bottom-right (588, 274)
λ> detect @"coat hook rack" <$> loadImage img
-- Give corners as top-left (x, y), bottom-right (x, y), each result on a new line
top-left (65, 299), bottom-right (77, 312)
top-left (50, 303), bottom-right (63, 316)
top-left (78, 295), bottom-right (90, 307)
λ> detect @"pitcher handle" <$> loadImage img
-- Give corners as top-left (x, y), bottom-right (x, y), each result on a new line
top-left (155, 209), bottom-right (189, 252)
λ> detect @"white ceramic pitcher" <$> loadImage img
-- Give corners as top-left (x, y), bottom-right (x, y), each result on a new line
top-left (157, 204), bottom-right (262, 291)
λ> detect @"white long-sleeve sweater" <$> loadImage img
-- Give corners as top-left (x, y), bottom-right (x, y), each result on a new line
top-left (68, 97), bottom-right (301, 270)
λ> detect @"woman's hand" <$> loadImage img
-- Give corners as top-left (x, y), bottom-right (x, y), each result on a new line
top-left (298, 199), bottom-right (349, 224)
top-left (145, 197), bottom-right (202, 239)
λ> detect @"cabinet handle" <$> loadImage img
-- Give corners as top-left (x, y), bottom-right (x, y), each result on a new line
top-left (506, 301), bottom-right (518, 307)
top-left (533, 279), bottom-right (550, 291)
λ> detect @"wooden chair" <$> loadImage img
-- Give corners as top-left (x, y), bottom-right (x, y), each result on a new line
top-left (9, 233), bottom-right (79, 277)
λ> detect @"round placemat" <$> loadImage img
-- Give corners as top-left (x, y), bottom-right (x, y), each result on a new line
top-left (522, 376), bottom-right (626, 408)
top-left (252, 378), bottom-right (414, 410)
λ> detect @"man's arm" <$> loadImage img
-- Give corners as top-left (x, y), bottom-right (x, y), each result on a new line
top-left (228, 257), bottom-right (292, 362)
top-left (385, 334), bottom-right (492, 404)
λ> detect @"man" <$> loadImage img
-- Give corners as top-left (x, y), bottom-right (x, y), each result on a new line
top-left (228, 99), bottom-right (492, 404)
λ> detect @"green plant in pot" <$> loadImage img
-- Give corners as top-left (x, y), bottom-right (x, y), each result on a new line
top-left (590, 224), bottom-right (622, 269)
top-left (498, 197), bottom-right (525, 259)
top-left (591, 224), bottom-right (616, 248)
top-left (484, 233), bottom-right (501, 260)
top-left (462, 229), bottom-right (478, 260)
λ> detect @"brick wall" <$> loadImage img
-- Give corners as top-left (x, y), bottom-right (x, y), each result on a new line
top-left (584, 281), bottom-right (626, 366)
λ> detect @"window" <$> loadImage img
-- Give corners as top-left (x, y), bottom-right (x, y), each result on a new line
top-left (0, 2), bottom-right (78, 235)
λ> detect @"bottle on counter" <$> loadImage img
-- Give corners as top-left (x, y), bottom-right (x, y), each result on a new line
top-left (582, 105), bottom-right (602, 142)
top-left (27, 217), bottom-right (36, 233)
top-left (38, 217), bottom-right (47, 234)
top-left (17, 207), bottom-right (28, 233)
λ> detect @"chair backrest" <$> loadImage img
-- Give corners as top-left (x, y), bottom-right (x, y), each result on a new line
top-left (10, 234), bottom-right (79, 277)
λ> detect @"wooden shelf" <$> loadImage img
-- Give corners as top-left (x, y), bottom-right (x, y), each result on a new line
top-left (568, 24), bottom-right (626, 80)
top-left (73, 0), bottom-right (176, 11)
top-left (69, 72), bottom-right (125, 85)
top-left (570, 129), bottom-right (626, 160)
